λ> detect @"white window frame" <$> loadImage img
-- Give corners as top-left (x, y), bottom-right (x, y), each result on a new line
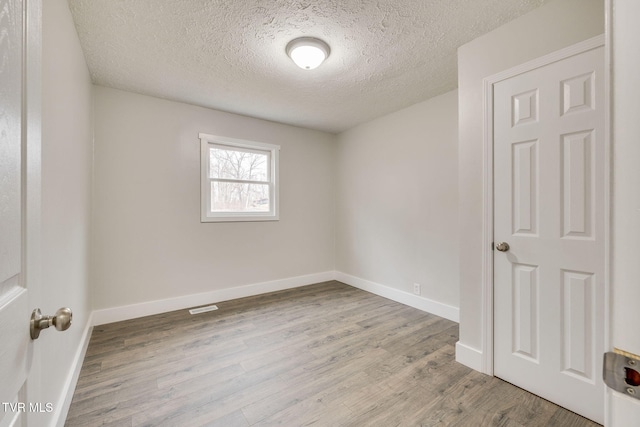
top-left (199, 133), bottom-right (280, 222)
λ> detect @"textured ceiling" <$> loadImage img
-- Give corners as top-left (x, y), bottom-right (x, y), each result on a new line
top-left (68, 0), bottom-right (548, 133)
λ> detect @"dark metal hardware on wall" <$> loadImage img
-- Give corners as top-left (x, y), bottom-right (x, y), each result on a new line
top-left (603, 350), bottom-right (640, 399)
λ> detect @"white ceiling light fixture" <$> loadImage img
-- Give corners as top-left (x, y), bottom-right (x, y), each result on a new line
top-left (286, 37), bottom-right (330, 70)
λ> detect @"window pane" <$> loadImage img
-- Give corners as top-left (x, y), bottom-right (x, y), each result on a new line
top-left (210, 182), bottom-right (270, 212)
top-left (209, 147), bottom-right (268, 182)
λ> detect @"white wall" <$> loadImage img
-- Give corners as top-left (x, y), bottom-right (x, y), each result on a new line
top-left (92, 87), bottom-right (335, 314)
top-left (41, 0), bottom-right (93, 424)
top-left (456, 0), bottom-right (604, 362)
top-left (610, 0), bottom-right (640, 423)
top-left (335, 90), bottom-right (459, 320)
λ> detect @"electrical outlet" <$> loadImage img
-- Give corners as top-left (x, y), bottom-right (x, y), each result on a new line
top-left (413, 283), bottom-right (421, 295)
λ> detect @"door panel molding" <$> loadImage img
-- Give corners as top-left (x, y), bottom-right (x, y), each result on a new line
top-left (480, 34), bottom-right (607, 378)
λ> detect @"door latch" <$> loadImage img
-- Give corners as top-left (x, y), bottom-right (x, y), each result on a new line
top-left (604, 350), bottom-right (640, 399)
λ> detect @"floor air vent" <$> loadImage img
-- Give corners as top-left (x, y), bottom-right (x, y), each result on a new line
top-left (189, 305), bottom-right (218, 315)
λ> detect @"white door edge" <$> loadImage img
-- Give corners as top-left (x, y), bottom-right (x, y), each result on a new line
top-left (25, 0), bottom-right (43, 423)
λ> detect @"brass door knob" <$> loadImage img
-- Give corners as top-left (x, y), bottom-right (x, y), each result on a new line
top-left (30, 307), bottom-right (73, 340)
top-left (496, 242), bottom-right (510, 252)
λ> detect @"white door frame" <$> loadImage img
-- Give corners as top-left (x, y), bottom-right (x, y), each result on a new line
top-left (479, 34), bottom-right (610, 378)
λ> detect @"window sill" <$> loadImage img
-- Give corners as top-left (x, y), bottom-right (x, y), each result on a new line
top-left (200, 214), bottom-right (280, 223)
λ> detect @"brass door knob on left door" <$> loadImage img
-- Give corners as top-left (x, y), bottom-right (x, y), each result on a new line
top-left (30, 307), bottom-right (72, 339)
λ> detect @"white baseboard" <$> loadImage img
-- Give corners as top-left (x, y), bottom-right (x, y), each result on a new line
top-left (92, 271), bottom-right (336, 325)
top-left (53, 311), bottom-right (93, 427)
top-left (335, 271), bottom-right (459, 323)
top-left (455, 341), bottom-right (483, 372)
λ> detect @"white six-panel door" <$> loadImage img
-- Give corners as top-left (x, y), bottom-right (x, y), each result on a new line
top-left (493, 46), bottom-right (605, 423)
top-left (0, 0), bottom-right (37, 426)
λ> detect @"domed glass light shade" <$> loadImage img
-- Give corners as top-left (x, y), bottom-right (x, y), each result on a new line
top-left (286, 37), bottom-right (330, 70)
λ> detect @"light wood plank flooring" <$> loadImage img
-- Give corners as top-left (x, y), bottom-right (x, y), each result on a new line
top-left (66, 281), bottom-right (599, 426)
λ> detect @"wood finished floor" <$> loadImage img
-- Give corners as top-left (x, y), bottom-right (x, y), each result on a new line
top-left (66, 281), bottom-right (599, 427)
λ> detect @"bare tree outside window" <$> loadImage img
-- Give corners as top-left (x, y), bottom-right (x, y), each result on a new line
top-left (209, 147), bottom-right (270, 212)
top-left (200, 133), bottom-right (279, 222)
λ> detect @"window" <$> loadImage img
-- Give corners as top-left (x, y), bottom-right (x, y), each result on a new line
top-left (200, 133), bottom-right (279, 222)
